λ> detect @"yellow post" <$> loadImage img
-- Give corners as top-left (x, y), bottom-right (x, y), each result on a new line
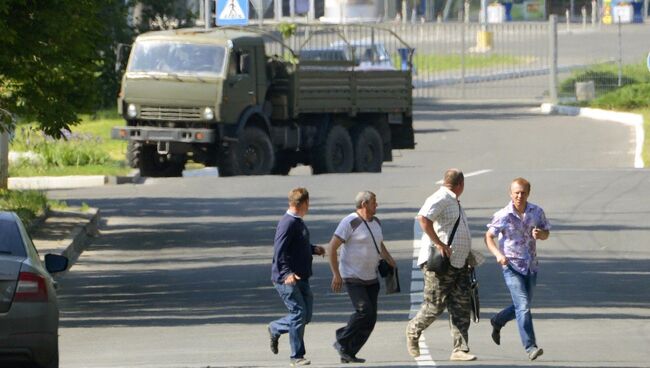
top-left (476, 30), bottom-right (493, 50)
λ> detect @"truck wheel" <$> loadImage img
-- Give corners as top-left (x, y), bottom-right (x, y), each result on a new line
top-left (352, 125), bottom-right (383, 173)
top-left (313, 125), bottom-right (354, 174)
top-left (139, 144), bottom-right (185, 177)
top-left (219, 127), bottom-right (274, 176)
top-left (126, 141), bottom-right (141, 169)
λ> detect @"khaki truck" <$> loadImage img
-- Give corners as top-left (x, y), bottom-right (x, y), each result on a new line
top-left (112, 25), bottom-right (414, 177)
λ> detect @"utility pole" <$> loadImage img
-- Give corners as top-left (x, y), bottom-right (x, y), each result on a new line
top-left (0, 108), bottom-right (14, 190)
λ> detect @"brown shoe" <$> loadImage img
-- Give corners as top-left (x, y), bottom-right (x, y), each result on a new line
top-left (450, 350), bottom-right (477, 361)
top-left (406, 328), bottom-right (420, 357)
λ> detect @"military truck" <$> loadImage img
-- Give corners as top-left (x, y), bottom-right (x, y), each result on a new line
top-left (112, 25), bottom-right (414, 177)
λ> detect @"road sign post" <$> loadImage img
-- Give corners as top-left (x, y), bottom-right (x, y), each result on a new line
top-left (216, 0), bottom-right (249, 26)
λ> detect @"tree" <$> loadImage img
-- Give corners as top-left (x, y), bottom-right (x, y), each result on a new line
top-left (0, 0), bottom-right (114, 136)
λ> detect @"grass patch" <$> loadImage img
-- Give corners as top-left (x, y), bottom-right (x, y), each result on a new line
top-left (0, 189), bottom-right (49, 226)
top-left (634, 108), bottom-right (650, 167)
top-left (408, 54), bottom-right (535, 73)
top-left (10, 110), bottom-right (131, 177)
top-left (559, 62), bottom-right (650, 97)
top-left (559, 61), bottom-right (650, 167)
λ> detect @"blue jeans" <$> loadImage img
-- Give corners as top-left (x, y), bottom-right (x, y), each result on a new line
top-left (492, 265), bottom-right (538, 352)
top-left (269, 280), bottom-right (313, 359)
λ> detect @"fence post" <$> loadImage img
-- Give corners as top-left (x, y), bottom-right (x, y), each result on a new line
top-left (461, 21), bottom-right (467, 99)
top-left (548, 15), bottom-right (558, 103)
top-left (591, 0), bottom-right (597, 25)
top-left (617, 18), bottom-right (623, 87)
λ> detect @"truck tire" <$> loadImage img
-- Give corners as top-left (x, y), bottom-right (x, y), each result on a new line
top-left (138, 144), bottom-right (185, 177)
top-left (126, 141), bottom-right (141, 169)
top-left (352, 125), bottom-right (383, 173)
top-left (219, 127), bottom-right (274, 176)
top-left (313, 125), bottom-right (354, 174)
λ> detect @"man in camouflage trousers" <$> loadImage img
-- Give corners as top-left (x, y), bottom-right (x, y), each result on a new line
top-left (406, 169), bottom-right (479, 361)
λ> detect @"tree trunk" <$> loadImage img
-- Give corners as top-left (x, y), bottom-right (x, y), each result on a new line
top-left (0, 131), bottom-right (8, 190)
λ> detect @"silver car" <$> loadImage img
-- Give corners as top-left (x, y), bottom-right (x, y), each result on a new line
top-left (0, 211), bottom-right (68, 368)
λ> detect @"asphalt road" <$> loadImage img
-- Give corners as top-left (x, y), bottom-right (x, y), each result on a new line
top-left (49, 103), bottom-right (650, 367)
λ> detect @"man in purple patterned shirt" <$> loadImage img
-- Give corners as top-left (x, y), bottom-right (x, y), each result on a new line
top-left (484, 177), bottom-right (550, 361)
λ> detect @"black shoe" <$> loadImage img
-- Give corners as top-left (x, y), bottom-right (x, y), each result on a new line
top-left (490, 318), bottom-right (501, 346)
top-left (333, 342), bottom-right (365, 363)
top-left (268, 325), bottom-right (279, 354)
top-left (340, 356), bottom-right (366, 363)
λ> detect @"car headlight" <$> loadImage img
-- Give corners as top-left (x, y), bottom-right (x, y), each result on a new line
top-left (202, 107), bottom-right (214, 121)
top-left (126, 104), bottom-right (137, 118)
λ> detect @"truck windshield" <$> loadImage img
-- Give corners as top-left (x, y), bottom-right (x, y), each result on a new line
top-left (128, 41), bottom-right (226, 76)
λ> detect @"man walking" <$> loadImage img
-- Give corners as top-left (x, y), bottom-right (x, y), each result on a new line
top-left (268, 188), bottom-right (326, 367)
top-left (406, 168), bottom-right (479, 361)
top-left (485, 177), bottom-right (550, 361)
top-left (328, 191), bottom-right (396, 363)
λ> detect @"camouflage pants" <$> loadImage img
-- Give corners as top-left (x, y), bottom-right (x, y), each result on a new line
top-left (406, 266), bottom-right (472, 352)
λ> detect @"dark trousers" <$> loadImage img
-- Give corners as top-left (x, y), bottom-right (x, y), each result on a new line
top-left (336, 281), bottom-right (380, 357)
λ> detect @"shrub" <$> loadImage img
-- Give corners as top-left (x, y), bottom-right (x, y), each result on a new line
top-left (559, 62), bottom-right (650, 97)
top-left (590, 83), bottom-right (650, 110)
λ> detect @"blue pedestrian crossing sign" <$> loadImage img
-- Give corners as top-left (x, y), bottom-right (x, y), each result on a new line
top-left (216, 0), bottom-right (249, 26)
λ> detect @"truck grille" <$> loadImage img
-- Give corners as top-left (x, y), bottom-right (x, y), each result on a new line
top-left (140, 106), bottom-right (202, 121)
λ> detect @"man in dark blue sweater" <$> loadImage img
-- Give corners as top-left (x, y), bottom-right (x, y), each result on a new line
top-left (268, 187), bottom-right (325, 367)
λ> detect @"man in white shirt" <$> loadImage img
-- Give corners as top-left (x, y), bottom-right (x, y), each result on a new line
top-left (328, 191), bottom-right (396, 364)
top-left (406, 169), bottom-right (477, 361)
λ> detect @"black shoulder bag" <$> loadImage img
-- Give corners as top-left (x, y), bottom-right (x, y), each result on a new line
top-left (361, 218), bottom-right (393, 278)
top-left (426, 202), bottom-right (461, 274)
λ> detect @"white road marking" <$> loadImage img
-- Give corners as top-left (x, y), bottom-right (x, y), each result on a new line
top-left (435, 169), bottom-right (492, 184)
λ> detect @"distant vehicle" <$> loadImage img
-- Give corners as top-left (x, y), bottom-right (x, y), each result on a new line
top-left (300, 40), bottom-right (396, 71)
top-left (332, 40), bottom-right (396, 70)
top-left (112, 25), bottom-right (414, 177)
top-left (0, 211), bottom-right (69, 368)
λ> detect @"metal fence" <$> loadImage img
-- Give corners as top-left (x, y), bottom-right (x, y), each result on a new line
top-left (247, 18), bottom-right (649, 105)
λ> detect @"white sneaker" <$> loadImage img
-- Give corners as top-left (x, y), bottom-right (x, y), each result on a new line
top-left (528, 347), bottom-right (544, 361)
top-left (450, 350), bottom-right (477, 361)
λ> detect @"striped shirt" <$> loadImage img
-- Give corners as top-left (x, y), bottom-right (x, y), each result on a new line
top-left (416, 186), bottom-right (472, 268)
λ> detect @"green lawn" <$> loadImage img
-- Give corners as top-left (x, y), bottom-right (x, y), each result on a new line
top-left (9, 111), bottom-right (131, 177)
top-left (408, 54), bottom-right (535, 73)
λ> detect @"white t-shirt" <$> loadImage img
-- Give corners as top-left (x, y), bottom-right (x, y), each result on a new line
top-left (334, 212), bottom-right (383, 281)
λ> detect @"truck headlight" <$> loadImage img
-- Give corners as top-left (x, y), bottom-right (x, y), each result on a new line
top-left (126, 104), bottom-right (137, 118)
top-left (202, 107), bottom-right (214, 121)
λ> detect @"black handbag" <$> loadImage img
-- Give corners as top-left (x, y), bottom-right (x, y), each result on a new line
top-left (361, 217), bottom-right (394, 278)
top-left (426, 202), bottom-right (461, 274)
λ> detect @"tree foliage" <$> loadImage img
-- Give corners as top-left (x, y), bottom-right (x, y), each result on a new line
top-left (0, 1), bottom-right (108, 136)
top-left (0, 0), bottom-right (196, 137)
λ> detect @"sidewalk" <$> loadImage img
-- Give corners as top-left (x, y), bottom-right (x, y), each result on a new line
top-left (30, 207), bottom-right (100, 274)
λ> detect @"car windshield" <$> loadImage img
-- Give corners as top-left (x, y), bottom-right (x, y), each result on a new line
top-left (0, 219), bottom-right (25, 257)
top-left (128, 41), bottom-right (226, 76)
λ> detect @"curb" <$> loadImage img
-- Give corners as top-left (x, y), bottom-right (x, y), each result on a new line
top-left (540, 103), bottom-right (645, 168)
top-left (32, 207), bottom-right (100, 277)
top-left (8, 174), bottom-right (138, 190)
top-left (59, 208), bottom-right (100, 271)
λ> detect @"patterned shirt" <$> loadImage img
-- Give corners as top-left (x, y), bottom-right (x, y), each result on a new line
top-left (486, 201), bottom-right (550, 274)
top-left (416, 186), bottom-right (472, 268)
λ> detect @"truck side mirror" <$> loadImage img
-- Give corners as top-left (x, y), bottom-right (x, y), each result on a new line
top-left (115, 43), bottom-right (132, 74)
top-left (240, 53), bottom-right (251, 74)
